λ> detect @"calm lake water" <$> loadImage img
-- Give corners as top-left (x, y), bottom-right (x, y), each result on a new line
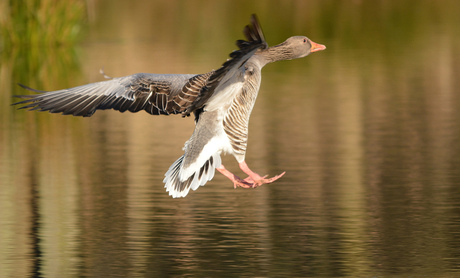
top-left (1, 1), bottom-right (460, 277)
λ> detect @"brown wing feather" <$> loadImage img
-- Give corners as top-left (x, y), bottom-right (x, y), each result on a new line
top-left (170, 71), bottom-right (214, 113)
top-left (183, 14), bottom-right (268, 116)
top-left (13, 73), bottom-right (204, 117)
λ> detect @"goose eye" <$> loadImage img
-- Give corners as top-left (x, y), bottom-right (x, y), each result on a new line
top-left (303, 38), bottom-right (307, 43)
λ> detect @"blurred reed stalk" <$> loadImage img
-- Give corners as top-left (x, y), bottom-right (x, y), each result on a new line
top-left (0, 0), bottom-right (88, 49)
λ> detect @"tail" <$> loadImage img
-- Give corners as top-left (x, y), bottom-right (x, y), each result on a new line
top-left (163, 153), bottom-right (222, 198)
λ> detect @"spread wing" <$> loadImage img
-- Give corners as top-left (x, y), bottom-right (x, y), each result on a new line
top-left (13, 14), bottom-right (267, 118)
top-left (184, 14), bottom-right (268, 115)
top-left (13, 72), bottom-right (212, 117)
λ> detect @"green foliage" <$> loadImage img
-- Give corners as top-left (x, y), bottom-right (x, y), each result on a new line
top-left (0, 0), bottom-right (86, 49)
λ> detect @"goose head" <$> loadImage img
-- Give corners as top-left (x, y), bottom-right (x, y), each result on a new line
top-left (257, 36), bottom-right (326, 65)
top-left (286, 36), bottom-right (326, 59)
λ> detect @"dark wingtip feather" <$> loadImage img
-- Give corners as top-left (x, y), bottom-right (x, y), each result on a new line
top-left (12, 84), bottom-right (47, 107)
top-left (11, 95), bottom-right (38, 107)
top-left (11, 99), bottom-right (34, 108)
top-left (184, 14), bottom-right (268, 115)
top-left (246, 14), bottom-right (267, 48)
top-left (17, 83), bottom-right (48, 93)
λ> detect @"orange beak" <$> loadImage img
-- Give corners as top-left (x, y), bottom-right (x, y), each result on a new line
top-left (310, 40), bottom-right (326, 53)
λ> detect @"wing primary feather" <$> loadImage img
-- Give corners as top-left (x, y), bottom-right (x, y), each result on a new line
top-left (17, 83), bottom-right (48, 93)
top-left (184, 14), bottom-right (267, 115)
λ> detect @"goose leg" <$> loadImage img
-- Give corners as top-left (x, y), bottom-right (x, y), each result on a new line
top-left (239, 161), bottom-right (285, 187)
top-left (216, 165), bottom-right (253, 188)
top-left (216, 162), bottom-right (285, 189)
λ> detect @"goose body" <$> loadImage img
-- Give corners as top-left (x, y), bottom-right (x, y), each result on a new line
top-left (13, 15), bottom-right (326, 198)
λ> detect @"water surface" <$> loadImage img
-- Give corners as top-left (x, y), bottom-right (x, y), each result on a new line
top-left (1, 1), bottom-right (460, 277)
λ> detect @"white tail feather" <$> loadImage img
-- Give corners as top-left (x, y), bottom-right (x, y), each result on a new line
top-left (163, 153), bottom-right (222, 198)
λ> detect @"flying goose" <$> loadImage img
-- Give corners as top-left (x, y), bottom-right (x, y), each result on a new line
top-left (13, 15), bottom-right (326, 198)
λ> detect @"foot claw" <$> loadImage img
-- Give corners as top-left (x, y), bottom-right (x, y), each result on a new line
top-left (237, 171), bottom-right (286, 188)
top-left (233, 179), bottom-right (253, 189)
top-left (218, 164), bottom-right (286, 191)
